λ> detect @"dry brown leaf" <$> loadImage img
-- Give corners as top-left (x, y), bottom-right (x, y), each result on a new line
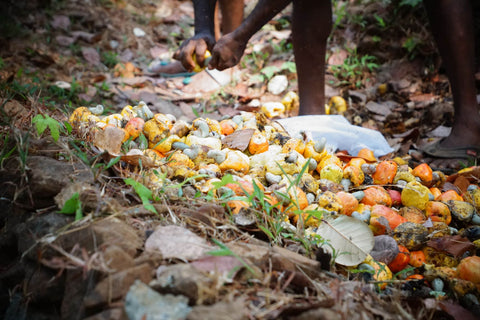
top-left (221, 128), bottom-right (255, 152)
top-left (427, 235), bottom-right (475, 258)
top-left (81, 47), bottom-right (101, 66)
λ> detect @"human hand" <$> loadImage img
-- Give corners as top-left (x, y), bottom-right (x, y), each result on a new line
top-left (173, 33), bottom-right (215, 72)
top-left (209, 32), bottom-right (247, 70)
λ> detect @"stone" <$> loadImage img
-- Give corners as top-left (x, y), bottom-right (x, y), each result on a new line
top-left (56, 217), bottom-right (142, 259)
top-left (26, 156), bottom-right (94, 207)
top-left (14, 212), bottom-right (72, 261)
top-left (124, 280), bottom-right (191, 320)
top-left (150, 264), bottom-right (216, 305)
top-left (84, 263), bottom-right (153, 309)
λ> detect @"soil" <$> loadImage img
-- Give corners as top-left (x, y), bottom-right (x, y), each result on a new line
top-left (1, 0), bottom-right (480, 319)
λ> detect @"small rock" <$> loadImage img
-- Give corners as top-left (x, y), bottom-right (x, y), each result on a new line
top-left (84, 263), bottom-right (153, 309)
top-left (267, 75), bottom-right (288, 95)
top-left (27, 156), bottom-right (94, 207)
top-left (133, 28), bottom-right (146, 37)
top-left (124, 280), bottom-right (191, 320)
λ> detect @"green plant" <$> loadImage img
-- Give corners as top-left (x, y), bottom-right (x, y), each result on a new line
top-left (59, 192), bottom-right (84, 221)
top-left (241, 51), bottom-right (270, 73)
top-left (101, 51), bottom-right (119, 68)
top-left (330, 48), bottom-right (379, 88)
top-left (32, 114), bottom-right (61, 141)
top-left (332, 0), bottom-right (347, 31)
top-left (0, 131), bottom-right (16, 169)
top-left (124, 177), bottom-right (158, 214)
top-left (402, 36), bottom-right (421, 60)
top-left (373, 14), bottom-right (386, 29)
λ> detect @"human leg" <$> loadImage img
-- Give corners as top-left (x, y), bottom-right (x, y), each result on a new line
top-left (218, 0), bottom-right (244, 34)
top-left (291, 0), bottom-right (332, 115)
top-left (423, 0), bottom-right (480, 156)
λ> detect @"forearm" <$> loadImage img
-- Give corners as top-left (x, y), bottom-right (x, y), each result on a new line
top-left (193, 0), bottom-right (217, 35)
top-left (233, 0), bottom-right (291, 42)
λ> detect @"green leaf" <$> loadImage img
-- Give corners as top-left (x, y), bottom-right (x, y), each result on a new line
top-left (260, 66), bottom-right (279, 80)
top-left (105, 155), bottom-right (121, 169)
top-left (32, 115), bottom-right (48, 135)
top-left (124, 178), bottom-right (157, 214)
top-left (59, 192), bottom-right (83, 221)
top-left (48, 118), bottom-right (60, 141)
top-left (32, 114), bottom-right (62, 141)
top-left (212, 174), bottom-right (235, 189)
top-left (280, 61), bottom-right (296, 73)
top-left (59, 192), bottom-right (81, 214)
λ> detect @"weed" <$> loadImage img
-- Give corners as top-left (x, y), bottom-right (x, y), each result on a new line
top-left (101, 51), bottom-right (119, 68)
top-left (402, 36), bottom-right (421, 60)
top-left (332, 0), bottom-right (347, 31)
top-left (124, 177), bottom-right (158, 214)
top-left (32, 114), bottom-right (68, 142)
top-left (0, 131), bottom-right (17, 169)
top-left (330, 48), bottom-right (379, 88)
top-left (241, 51), bottom-right (270, 73)
top-left (59, 192), bottom-right (84, 220)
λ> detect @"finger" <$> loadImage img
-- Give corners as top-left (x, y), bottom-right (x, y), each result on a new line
top-left (195, 42), bottom-right (208, 66)
top-left (181, 42), bottom-right (198, 71)
top-left (208, 50), bottom-right (219, 69)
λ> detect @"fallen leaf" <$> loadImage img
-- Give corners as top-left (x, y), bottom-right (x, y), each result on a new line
top-left (439, 300), bottom-right (478, 320)
top-left (191, 255), bottom-right (243, 275)
top-left (316, 215), bottom-right (374, 266)
top-left (55, 35), bottom-right (75, 47)
top-left (50, 15), bottom-right (70, 30)
top-left (145, 225), bottom-right (213, 261)
top-left (427, 235), bottom-right (475, 258)
top-left (222, 128), bottom-right (255, 152)
top-left (71, 31), bottom-right (101, 43)
top-left (94, 126), bottom-right (125, 154)
top-left (82, 47), bottom-right (101, 66)
top-left (365, 101), bottom-right (392, 117)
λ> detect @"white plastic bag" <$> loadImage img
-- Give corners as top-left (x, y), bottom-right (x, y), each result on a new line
top-left (277, 115), bottom-right (393, 157)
